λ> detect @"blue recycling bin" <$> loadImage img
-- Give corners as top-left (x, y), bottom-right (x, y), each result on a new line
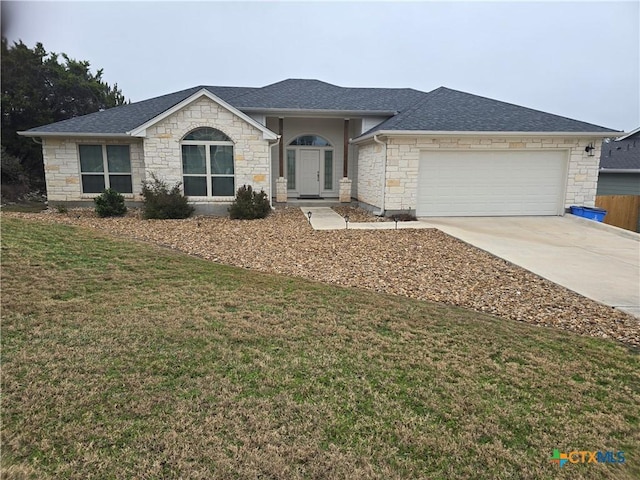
top-left (570, 205), bottom-right (606, 222)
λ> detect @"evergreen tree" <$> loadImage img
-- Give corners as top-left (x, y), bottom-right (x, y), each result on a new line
top-left (1, 38), bottom-right (127, 188)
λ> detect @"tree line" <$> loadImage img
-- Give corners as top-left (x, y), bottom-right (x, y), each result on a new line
top-left (1, 38), bottom-right (127, 195)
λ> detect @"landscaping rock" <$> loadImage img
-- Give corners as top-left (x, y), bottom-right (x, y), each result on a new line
top-left (5, 207), bottom-right (639, 348)
top-left (332, 206), bottom-right (390, 222)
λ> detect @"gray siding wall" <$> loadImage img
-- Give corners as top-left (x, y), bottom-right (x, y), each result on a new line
top-left (597, 173), bottom-right (640, 196)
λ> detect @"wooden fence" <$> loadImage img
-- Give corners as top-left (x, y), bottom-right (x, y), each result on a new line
top-left (595, 195), bottom-right (640, 232)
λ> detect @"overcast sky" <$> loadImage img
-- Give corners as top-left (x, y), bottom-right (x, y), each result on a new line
top-left (2, 0), bottom-right (639, 132)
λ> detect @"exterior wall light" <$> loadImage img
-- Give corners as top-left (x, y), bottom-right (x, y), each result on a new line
top-left (585, 143), bottom-right (596, 156)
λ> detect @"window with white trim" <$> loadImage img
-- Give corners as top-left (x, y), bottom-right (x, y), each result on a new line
top-left (79, 144), bottom-right (132, 193)
top-left (286, 149), bottom-right (296, 190)
top-left (181, 128), bottom-right (235, 197)
top-left (289, 135), bottom-right (331, 147)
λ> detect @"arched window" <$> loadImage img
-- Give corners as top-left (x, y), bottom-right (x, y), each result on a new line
top-left (288, 135), bottom-right (332, 147)
top-left (183, 127), bottom-right (232, 142)
top-left (181, 128), bottom-right (234, 197)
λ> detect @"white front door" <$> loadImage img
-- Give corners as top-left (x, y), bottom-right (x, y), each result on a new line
top-left (299, 149), bottom-right (321, 196)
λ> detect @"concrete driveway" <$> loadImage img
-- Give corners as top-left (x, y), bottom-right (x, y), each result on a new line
top-left (419, 215), bottom-right (640, 318)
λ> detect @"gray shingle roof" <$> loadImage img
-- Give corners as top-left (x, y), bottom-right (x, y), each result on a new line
top-left (229, 79), bottom-right (429, 111)
top-left (23, 85), bottom-right (257, 134)
top-left (367, 87), bottom-right (617, 134)
top-left (22, 79), bottom-right (620, 136)
top-left (599, 131), bottom-right (640, 170)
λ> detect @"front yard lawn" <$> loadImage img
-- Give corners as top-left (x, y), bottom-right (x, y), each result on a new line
top-left (2, 217), bottom-right (638, 479)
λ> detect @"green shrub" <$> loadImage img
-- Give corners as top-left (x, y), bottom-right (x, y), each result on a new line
top-left (55, 204), bottom-right (68, 214)
top-left (229, 185), bottom-right (271, 220)
top-left (94, 188), bottom-right (127, 217)
top-left (141, 174), bottom-right (194, 219)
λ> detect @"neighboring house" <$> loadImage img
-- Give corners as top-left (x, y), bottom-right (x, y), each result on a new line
top-left (19, 79), bottom-right (622, 216)
top-left (598, 127), bottom-right (640, 196)
top-left (596, 127), bottom-right (640, 232)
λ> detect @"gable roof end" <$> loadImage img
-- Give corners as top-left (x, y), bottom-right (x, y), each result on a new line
top-left (18, 87), bottom-right (204, 137)
top-left (128, 88), bottom-right (277, 140)
top-left (17, 85), bottom-right (263, 138)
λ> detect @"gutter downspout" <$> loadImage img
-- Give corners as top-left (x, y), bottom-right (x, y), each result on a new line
top-left (373, 134), bottom-right (387, 216)
top-left (269, 135), bottom-right (282, 209)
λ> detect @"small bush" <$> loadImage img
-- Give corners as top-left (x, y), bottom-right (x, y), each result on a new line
top-left (94, 188), bottom-right (127, 217)
top-left (141, 174), bottom-right (194, 219)
top-left (229, 185), bottom-right (271, 220)
top-left (55, 204), bottom-right (68, 214)
top-left (393, 213), bottom-right (417, 222)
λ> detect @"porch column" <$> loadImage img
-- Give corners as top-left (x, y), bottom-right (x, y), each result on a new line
top-left (343, 119), bottom-right (349, 177)
top-left (276, 117), bottom-right (287, 203)
top-left (279, 117), bottom-right (284, 177)
top-left (340, 118), bottom-right (352, 202)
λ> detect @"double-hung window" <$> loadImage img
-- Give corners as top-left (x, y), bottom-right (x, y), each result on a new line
top-left (79, 145), bottom-right (132, 194)
top-left (182, 128), bottom-right (235, 197)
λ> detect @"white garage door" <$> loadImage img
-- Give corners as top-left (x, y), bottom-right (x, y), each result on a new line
top-left (417, 150), bottom-right (567, 216)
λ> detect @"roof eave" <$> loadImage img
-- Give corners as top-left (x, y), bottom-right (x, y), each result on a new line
top-left (18, 131), bottom-right (132, 139)
top-left (598, 168), bottom-right (640, 173)
top-left (238, 107), bottom-right (398, 117)
top-left (351, 129), bottom-right (624, 144)
top-left (614, 127), bottom-right (640, 141)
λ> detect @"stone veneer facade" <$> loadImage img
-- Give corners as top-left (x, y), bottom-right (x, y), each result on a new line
top-left (42, 137), bottom-right (145, 202)
top-left (142, 97), bottom-right (271, 202)
top-left (41, 112), bottom-right (602, 216)
top-left (356, 142), bottom-right (385, 209)
top-left (42, 96), bottom-right (272, 206)
top-left (356, 136), bottom-right (601, 214)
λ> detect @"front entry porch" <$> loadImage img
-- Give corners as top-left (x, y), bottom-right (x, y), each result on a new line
top-left (268, 117), bottom-right (354, 204)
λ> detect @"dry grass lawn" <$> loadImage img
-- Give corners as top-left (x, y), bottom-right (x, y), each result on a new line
top-left (1, 217), bottom-right (639, 479)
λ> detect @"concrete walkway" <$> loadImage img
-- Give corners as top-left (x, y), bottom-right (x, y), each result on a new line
top-left (302, 207), bottom-right (432, 230)
top-left (302, 208), bottom-right (640, 318)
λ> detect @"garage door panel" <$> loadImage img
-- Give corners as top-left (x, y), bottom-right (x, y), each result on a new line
top-left (417, 150), bottom-right (566, 216)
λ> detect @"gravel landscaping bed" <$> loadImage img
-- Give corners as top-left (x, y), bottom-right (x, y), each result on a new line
top-left (332, 206), bottom-right (390, 222)
top-left (5, 207), bottom-right (639, 347)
